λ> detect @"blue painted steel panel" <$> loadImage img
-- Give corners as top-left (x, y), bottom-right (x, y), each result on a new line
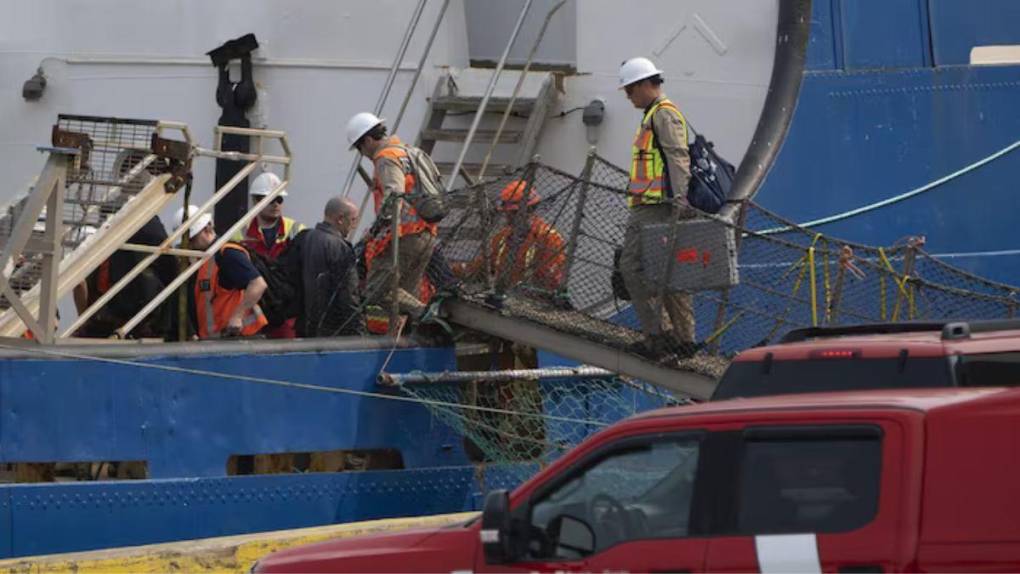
top-left (3, 467), bottom-right (491, 558)
top-left (806, 0), bottom-right (839, 71)
top-left (757, 65), bottom-right (1020, 284)
top-left (930, 0), bottom-right (1020, 66)
top-left (839, 0), bottom-right (928, 70)
top-left (0, 347), bottom-right (467, 477)
top-left (0, 490), bottom-right (10, 558)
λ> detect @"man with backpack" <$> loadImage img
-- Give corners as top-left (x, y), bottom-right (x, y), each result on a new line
top-left (176, 205), bottom-right (268, 339)
top-left (345, 112), bottom-right (441, 334)
top-left (232, 171), bottom-right (306, 338)
top-left (618, 57), bottom-right (698, 359)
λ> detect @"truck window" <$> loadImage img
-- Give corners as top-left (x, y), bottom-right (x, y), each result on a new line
top-left (737, 430), bottom-right (881, 534)
top-left (527, 437), bottom-right (700, 560)
top-left (713, 357), bottom-right (953, 400)
top-left (955, 352), bottom-right (1020, 387)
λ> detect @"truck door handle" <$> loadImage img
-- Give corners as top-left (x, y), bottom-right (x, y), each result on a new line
top-left (839, 566), bottom-right (882, 573)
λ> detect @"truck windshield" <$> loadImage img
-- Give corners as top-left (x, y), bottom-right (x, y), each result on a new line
top-left (712, 356), bottom-right (954, 400)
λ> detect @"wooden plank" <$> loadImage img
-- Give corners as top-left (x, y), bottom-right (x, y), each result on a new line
top-left (422, 128), bottom-right (522, 144)
top-left (433, 96), bottom-right (535, 114)
top-left (435, 162), bottom-right (512, 178)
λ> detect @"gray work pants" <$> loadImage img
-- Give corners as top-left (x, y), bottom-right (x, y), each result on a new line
top-left (620, 203), bottom-right (695, 342)
top-left (366, 231), bottom-right (436, 317)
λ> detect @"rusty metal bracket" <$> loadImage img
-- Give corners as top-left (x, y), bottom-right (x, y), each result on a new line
top-left (151, 134), bottom-right (192, 193)
top-left (50, 125), bottom-right (93, 171)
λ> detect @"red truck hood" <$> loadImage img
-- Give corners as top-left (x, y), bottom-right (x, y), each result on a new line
top-left (255, 523), bottom-right (479, 573)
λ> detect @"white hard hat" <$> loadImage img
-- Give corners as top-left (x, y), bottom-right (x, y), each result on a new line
top-left (174, 205), bottom-right (213, 239)
top-left (251, 171), bottom-right (287, 197)
top-left (345, 112), bottom-right (385, 150)
top-left (618, 57), bottom-right (664, 89)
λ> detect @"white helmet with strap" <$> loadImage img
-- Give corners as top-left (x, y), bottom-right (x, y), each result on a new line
top-left (618, 57), bottom-right (663, 89)
top-left (345, 112), bottom-right (385, 150)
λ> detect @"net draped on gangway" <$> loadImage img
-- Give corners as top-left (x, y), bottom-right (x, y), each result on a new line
top-left (391, 153), bottom-right (1019, 470)
top-left (428, 154), bottom-right (1018, 363)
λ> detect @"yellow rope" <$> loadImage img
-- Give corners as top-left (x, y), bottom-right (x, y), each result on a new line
top-left (908, 279), bottom-right (917, 320)
top-left (822, 241), bottom-right (832, 323)
top-left (808, 234), bottom-right (823, 327)
top-left (880, 275), bottom-right (887, 321)
top-left (808, 245), bottom-right (818, 327)
top-left (878, 248), bottom-right (910, 297)
top-left (878, 247), bottom-right (911, 321)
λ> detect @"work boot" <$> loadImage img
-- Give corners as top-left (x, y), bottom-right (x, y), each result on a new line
top-left (669, 340), bottom-right (701, 360)
top-left (662, 328), bottom-right (701, 360)
top-left (625, 336), bottom-right (671, 360)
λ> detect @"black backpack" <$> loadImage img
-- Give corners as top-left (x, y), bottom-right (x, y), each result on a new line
top-left (652, 116), bottom-right (735, 214)
top-left (686, 131), bottom-right (735, 214)
top-left (243, 237), bottom-right (305, 327)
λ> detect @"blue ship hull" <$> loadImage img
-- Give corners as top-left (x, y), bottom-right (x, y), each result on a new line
top-left (0, 341), bottom-right (497, 557)
top-left (758, 0), bottom-right (1020, 284)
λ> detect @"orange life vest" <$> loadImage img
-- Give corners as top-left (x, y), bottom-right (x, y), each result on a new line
top-left (491, 217), bottom-right (566, 290)
top-left (195, 243), bottom-right (268, 338)
top-left (629, 98), bottom-right (687, 208)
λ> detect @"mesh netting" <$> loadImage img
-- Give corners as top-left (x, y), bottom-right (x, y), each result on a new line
top-left (394, 154), bottom-right (1019, 477)
top-left (0, 115), bottom-right (168, 310)
top-left (396, 374), bottom-right (684, 483)
top-left (433, 155), bottom-right (1019, 362)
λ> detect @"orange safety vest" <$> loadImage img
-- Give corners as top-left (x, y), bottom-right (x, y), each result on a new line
top-left (491, 217), bottom-right (566, 290)
top-left (195, 243), bottom-right (268, 338)
top-left (363, 138), bottom-right (438, 270)
top-left (629, 98), bottom-right (687, 208)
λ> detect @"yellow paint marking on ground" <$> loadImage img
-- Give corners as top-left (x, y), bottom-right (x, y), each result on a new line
top-left (0, 512), bottom-right (477, 574)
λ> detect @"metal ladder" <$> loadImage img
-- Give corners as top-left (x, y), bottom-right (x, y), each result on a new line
top-left (417, 69), bottom-right (558, 184)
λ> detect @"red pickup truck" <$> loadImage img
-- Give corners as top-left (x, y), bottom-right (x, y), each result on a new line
top-left (255, 386), bottom-right (1020, 572)
top-left (712, 320), bottom-right (1020, 399)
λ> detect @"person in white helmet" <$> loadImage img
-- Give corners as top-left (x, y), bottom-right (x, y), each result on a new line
top-left (618, 56), bottom-right (697, 359)
top-left (232, 171), bottom-right (305, 338)
top-left (176, 205), bottom-right (268, 339)
top-left (233, 171), bottom-right (306, 260)
top-left (344, 112), bottom-right (437, 334)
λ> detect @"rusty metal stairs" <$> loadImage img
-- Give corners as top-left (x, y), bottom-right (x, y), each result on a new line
top-left (417, 68), bottom-right (558, 185)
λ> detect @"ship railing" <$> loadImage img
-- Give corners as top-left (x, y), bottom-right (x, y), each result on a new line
top-left (0, 115), bottom-right (292, 342)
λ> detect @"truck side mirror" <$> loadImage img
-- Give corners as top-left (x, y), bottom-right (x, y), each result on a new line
top-left (481, 489), bottom-right (518, 564)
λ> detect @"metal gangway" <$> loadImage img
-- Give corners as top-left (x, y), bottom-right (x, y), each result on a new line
top-left (0, 114), bottom-right (292, 343)
top-left (422, 153), bottom-right (1020, 400)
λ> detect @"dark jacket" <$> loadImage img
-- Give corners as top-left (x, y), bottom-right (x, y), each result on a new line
top-left (298, 222), bottom-right (363, 337)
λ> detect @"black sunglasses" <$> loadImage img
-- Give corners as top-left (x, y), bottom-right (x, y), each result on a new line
top-left (254, 196), bottom-right (284, 205)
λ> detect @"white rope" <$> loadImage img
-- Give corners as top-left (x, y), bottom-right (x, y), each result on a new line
top-left (760, 138), bottom-right (1020, 235)
top-left (0, 342), bottom-right (610, 427)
